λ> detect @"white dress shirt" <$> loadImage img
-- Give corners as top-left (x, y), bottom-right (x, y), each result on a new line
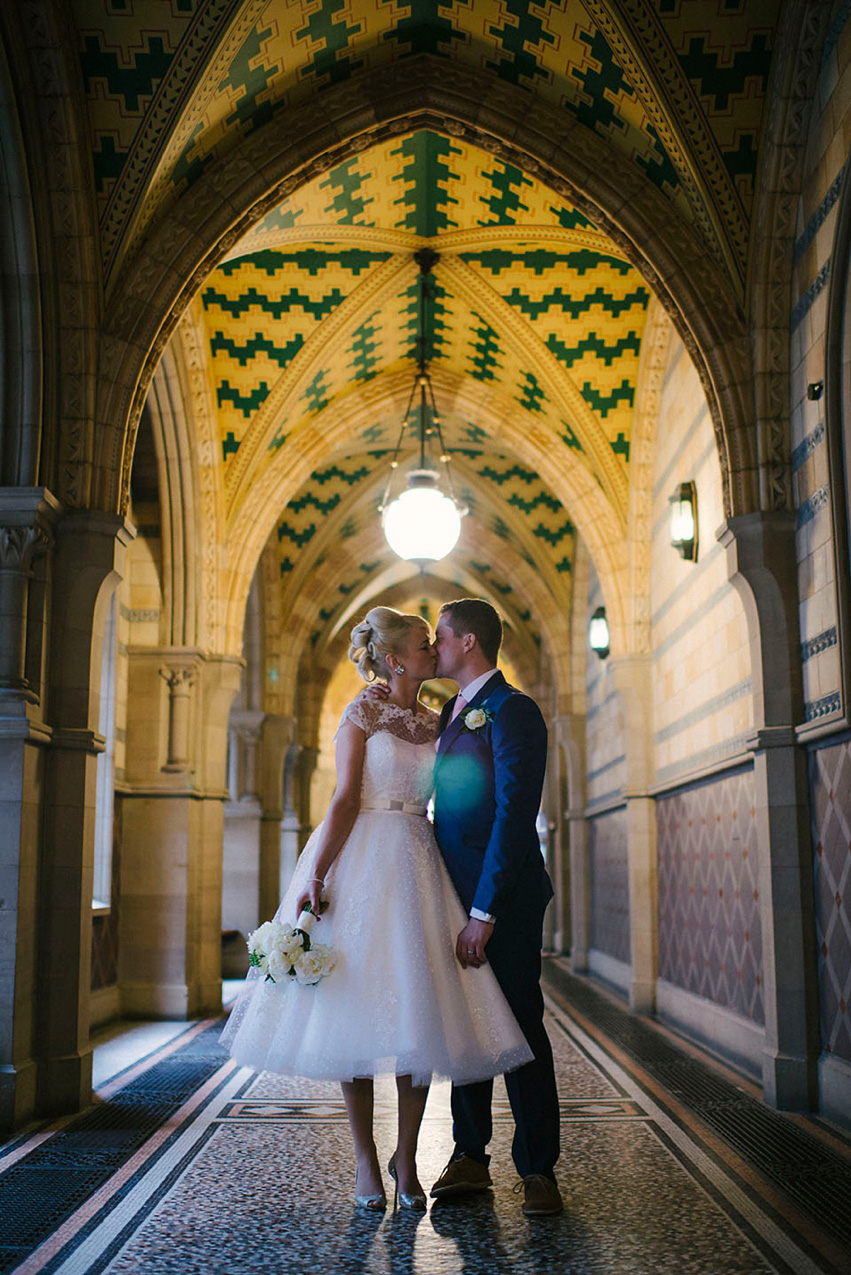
top-left (452, 668), bottom-right (499, 925)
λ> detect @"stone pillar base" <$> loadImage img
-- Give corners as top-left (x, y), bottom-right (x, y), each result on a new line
top-left (36, 1047), bottom-right (93, 1118)
top-left (0, 1057), bottom-right (37, 1133)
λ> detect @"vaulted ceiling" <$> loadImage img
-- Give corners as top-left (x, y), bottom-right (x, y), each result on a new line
top-left (73, 0), bottom-right (782, 682)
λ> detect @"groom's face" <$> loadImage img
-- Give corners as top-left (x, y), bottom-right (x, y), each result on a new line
top-left (434, 614), bottom-right (466, 681)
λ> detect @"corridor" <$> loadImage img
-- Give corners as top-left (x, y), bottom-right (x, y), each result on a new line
top-left (1, 967), bottom-right (848, 1275)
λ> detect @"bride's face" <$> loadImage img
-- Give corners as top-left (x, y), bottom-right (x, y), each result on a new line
top-left (395, 623), bottom-right (438, 683)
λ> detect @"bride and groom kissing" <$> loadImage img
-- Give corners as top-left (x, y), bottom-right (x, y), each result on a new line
top-left (222, 597), bottom-right (563, 1218)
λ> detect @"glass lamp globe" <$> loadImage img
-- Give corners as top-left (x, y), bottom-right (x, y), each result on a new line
top-left (588, 606), bottom-right (610, 660)
top-left (382, 470), bottom-right (462, 562)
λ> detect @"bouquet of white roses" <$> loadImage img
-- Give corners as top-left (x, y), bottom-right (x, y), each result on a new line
top-left (247, 901), bottom-right (337, 986)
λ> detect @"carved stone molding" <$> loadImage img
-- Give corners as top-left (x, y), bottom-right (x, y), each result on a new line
top-left (175, 306), bottom-right (224, 653)
top-left (9, 0), bottom-right (100, 511)
top-left (750, 0), bottom-right (835, 513)
top-left (626, 299), bottom-right (673, 655)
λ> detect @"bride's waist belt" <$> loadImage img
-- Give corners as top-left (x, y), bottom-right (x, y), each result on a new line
top-left (360, 799), bottom-right (428, 816)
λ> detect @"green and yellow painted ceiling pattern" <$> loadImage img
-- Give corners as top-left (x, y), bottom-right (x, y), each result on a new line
top-left (75, 0), bottom-right (778, 284)
top-left (68, 0), bottom-right (782, 674)
top-left (202, 134), bottom-right (647, 497)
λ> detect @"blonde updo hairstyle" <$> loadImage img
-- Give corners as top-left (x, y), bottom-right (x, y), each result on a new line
top-left (348, 607), bottom-right (427, 682)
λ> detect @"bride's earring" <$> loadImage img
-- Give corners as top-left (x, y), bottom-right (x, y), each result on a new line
top-left (394, 664), bottom-right (405, 675)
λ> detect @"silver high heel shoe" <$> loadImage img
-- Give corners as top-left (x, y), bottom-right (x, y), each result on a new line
top-left (354, 1168), bottom-right (386, 1212)
top-left (388, 1155), bottom-right (427, 1211)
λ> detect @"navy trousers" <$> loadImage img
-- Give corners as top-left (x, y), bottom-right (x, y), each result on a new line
top-left (450, 904), bottom-right (560, 1178)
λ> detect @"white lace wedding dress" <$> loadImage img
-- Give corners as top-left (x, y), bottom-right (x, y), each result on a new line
top-left (220, 699), bottom-right (533, 1086)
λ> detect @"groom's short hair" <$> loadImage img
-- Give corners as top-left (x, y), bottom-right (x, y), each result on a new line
top-left (440, 598), bottom-right (502, 663)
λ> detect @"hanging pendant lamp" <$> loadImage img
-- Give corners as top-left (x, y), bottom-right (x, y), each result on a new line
top-left (379, 249), bottom-right (466, 565)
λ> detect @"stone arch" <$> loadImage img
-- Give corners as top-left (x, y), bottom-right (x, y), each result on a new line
top-left (2, 0), bottom-right (101, 507)
top-left (625, 298), bottom-right (674, 655)
top-left (94, 55), bottom-right (755, 530)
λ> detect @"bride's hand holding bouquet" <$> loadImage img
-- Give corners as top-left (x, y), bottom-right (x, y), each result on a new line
top-left (247, 894), bottom-right (336, 987)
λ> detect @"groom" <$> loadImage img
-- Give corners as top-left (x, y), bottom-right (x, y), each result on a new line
top-left (429, 598), bottom-right (562, 1216)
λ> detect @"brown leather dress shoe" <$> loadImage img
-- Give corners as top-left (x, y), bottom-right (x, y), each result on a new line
top-left (520, 1174), bottom-right (563, 1216)
top-left (430, 1154), bottom-right (493, 1198)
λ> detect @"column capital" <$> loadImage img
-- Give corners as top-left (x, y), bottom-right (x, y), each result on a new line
top-left (159, 665), bottom-right (196, 693)
top-left (0, 487), bottom-right (61, 573)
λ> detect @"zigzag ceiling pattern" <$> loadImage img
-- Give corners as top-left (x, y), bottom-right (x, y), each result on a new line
top-left (201, 134), bottom-right (648, 505)
top-left (73, 0), bottom-right (779, 283)
top-left (188, 121), bottom-right (634, 674)
top-left (84, 0), bottom-right (776, 681)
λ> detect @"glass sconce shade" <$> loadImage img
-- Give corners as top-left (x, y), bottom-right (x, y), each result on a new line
top-left (382, 470), bottom-right (462, 562)
top-left (669, 480), bottom-right (698, 560)
top-left (588, 605), bottom-right (610, 660)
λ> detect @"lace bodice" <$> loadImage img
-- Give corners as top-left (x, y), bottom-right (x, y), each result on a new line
top-left (338, 699), bottom-right (439, 808)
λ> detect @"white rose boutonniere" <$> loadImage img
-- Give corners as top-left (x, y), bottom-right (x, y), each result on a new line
top-left (461, 705), bottom-right (493, 732)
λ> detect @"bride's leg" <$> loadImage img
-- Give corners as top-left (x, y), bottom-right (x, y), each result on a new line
top-left (341, 1078), bottom-right (383, 1198)
top-left (393, 1075), bottom-right (429, 1195)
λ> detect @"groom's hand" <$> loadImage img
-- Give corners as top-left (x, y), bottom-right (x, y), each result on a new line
top-left (456, 918), bottom-right (494, 968)
top-left (360, 681), bottom-right (390, 701)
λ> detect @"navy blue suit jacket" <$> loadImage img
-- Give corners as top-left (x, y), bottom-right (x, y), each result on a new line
top-left (432, 671), bottom-right (553, 923)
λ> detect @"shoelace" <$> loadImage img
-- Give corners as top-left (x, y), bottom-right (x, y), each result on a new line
top-left (513, 1174), bottom-right (553, 1194)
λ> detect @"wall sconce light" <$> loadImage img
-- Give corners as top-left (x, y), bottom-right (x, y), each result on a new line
top-left (669, 480), bottom-right (698, 561)
top-left (807, 381), bottom-right (823, 401)
top-left (588, 606), bottom-right (610, 660)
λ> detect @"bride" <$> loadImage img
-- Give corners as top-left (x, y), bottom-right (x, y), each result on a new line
top-left (220, 606), bottom-right (532, 1211)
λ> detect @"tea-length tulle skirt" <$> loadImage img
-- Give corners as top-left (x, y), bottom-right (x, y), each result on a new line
top-left (220, 809), bottom-right (533, 1087)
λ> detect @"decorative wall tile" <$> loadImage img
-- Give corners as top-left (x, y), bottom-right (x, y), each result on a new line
top-left (810, 742), bottom-right (851, 1064)
top-left (657, 769), bottom-right (763, 1024)
top-left (589, 807), bottom-right (630, 965)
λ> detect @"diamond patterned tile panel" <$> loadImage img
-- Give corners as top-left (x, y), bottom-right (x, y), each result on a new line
top-left (589, 807), bottom-right (630, 964)
top-left (657, 769), bottom-right (763, 1025)
top-left (810, 742), bottom-right (851, 1064)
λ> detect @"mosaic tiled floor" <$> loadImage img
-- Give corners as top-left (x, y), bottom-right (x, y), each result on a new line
top-left (1, 965), bottom-right (849, 1274)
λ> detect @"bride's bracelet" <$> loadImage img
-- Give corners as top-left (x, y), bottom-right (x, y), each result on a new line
top-left (309, 876), bottom-right (325, 886)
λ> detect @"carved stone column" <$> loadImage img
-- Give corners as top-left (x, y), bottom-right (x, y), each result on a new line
top-left (39, 509), bottom-right (133, 1119)
top-left (159, 664), bottom-right (196, 772)
top-left (280, 739), bottom-right (302, 896)
top-left (222, 709), bottom-right (265, 939)
top-left (611, 654), bottom-right (657, 1015)
top-left (0, 488), bottom-right (61, 1133)
top-left (720, 512), bottom-right (819, 1110)
top-left (558, 713), bottom-right (589, 972)
top-left (295, 745), bottom-right (319, 851)
top-left (258, 714), bottom-right (295, 922)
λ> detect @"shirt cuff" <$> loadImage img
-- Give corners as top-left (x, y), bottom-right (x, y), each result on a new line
top-left (470, 907), bottom-right (495, 924)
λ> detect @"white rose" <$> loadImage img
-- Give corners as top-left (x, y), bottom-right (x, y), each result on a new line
top-left (293, 948), bottom-right (326, 985)
top-left (248, 921), bottom-right (276, 957)
top-left (266, 947), bottom-right (294, 982)
top-left (275, 929), bottom-right (304, 965)
top-left (310, 942), bottom-right (337, 977)
top-left (464, 708), bottom-right (487, 730)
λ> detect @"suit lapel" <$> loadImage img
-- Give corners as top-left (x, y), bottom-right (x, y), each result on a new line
top-left (435, 672), bottom-right (506, 766)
